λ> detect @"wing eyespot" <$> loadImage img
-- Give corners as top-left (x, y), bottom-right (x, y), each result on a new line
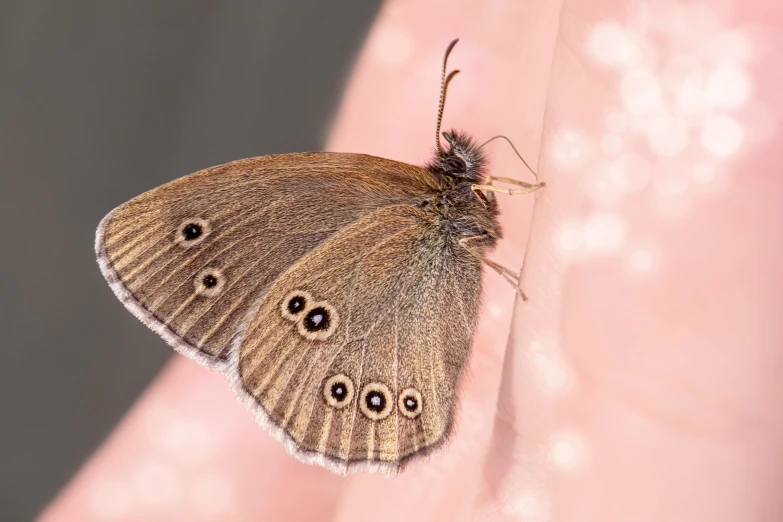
top-left (194, 267), bottom-right (225, 297)
top-left (359, 383), bottom-right (393, 421)
top-left (323, 374), bottom-right (354, 408)
top-left (296, 301), bottom-right (338, 340)
top-left (280, 290), bottom-right (313, 322)
top-left (398, 388), bottom-right (423, 419)
top-left (175, 218), bottom-right (211, 248)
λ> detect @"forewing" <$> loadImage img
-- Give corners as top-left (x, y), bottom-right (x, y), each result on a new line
top-left (231, 204), bottom-right (482, 474)
top-left (96, 153), bottom-right (436, 368)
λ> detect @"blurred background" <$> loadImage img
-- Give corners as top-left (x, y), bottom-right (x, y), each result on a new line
top-left (0, 1), bottom-right (381, 519)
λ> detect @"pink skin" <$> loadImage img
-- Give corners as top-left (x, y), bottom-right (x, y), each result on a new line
top-left (41, 1), bottom-right (783, 521)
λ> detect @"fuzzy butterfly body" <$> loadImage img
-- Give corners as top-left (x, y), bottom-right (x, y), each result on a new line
top-left (95, 39), bottom-right (543, 474)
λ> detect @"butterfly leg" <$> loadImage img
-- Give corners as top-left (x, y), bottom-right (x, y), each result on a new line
top-left (471, 186), bottom-right (490, 206)
top-left (458, 235), bottom-right (529, 302)
top-left (471, 181), bottom-right (545, 197)
top-left (487, 175), bottom-right (541, 189)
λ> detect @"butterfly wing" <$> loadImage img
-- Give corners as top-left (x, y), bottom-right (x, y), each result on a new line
top-left (96, 153), bottom-right (438, 369)
top-left (230, 204), bottom-right (482, 474)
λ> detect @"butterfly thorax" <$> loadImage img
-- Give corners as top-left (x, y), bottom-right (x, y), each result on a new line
top-left (422, 129), bottom-right (501, 248)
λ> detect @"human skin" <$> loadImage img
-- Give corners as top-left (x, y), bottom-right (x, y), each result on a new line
top-left (41, 0), bottom-right (783, 521)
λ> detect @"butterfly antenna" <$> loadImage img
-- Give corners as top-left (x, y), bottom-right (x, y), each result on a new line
top-left (479, 134), bottom-right (540, 182)
top-left (435, 39), bottom-right (461, 155)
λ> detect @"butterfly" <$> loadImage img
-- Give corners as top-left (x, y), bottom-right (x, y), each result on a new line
top-left (95, 39), bottom-right (544, 474)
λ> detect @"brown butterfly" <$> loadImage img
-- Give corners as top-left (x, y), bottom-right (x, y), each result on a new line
top-left (95, 39), bottom-right (544, 474)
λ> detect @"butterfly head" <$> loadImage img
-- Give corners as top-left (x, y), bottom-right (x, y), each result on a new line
top-left (424, 128), bottom-right (501, 245)
top-left (429, 129), bottom-right (487, 184)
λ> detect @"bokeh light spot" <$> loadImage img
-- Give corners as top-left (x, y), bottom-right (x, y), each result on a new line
top-left (370, 26), bottom-right (412, 67)
top-left (673, 72), bottom-right (713, 127)
top-left (662, 55), bottom-right (701, 93)
top-left (558, 223), bottom-right (584, 253)
top-left (653, 191), bottom-right (693, 218)
top-left (550, 431), bottom-right (588, 472)
top-left (701, 115), bottom-right (743, 156)
top-left (192, 473), bottom-right (236, 516)
top-left (629, 247), bottom-right (657, 273)
top-left (552, 441), bottom-right (575, 465)
top-left (131, 460), bottom-right (183, 507)
top-left (613, 152), bottom-right (652, 192)
top-left (160, 419), bottom-right (211, 465)
top-left (545, 366), bottom-right (568, 390)
top-left (585, 164), bottom-right (624, 203)
top-left (550, 129), bottom-right (591, 169)
top-left (588, 22), bottom-right (641, 67)
top-left (601, 133), bottom-right (623, 156)
top-left (606, 111), bottom-right (630, 133)
top-left (90, 478), bottom-right (132, 519)
top-left (501, 493), bottom-right (543, 519)
top-left (621, 68), bottom-right (663, 114)
top-left (692, 162), bottom-right (715, 184)
top-left (706, 65), bottom-right (750, 108)
top-left (703, 30), bottom-right (751, 65)
top-left (744, 102), bottom-right (779, 146)
top-left (583, 213), bottom-right (627, 253)
top-left (653, 156), bottom-right (691, 195)
top-left (648, 116), bottom-right (689, 156)
top-left (672, 2), bottom-right (720, 39)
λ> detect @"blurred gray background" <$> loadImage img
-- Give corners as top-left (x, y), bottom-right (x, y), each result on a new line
top-left (0, 1), bottom-right (381, 519)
